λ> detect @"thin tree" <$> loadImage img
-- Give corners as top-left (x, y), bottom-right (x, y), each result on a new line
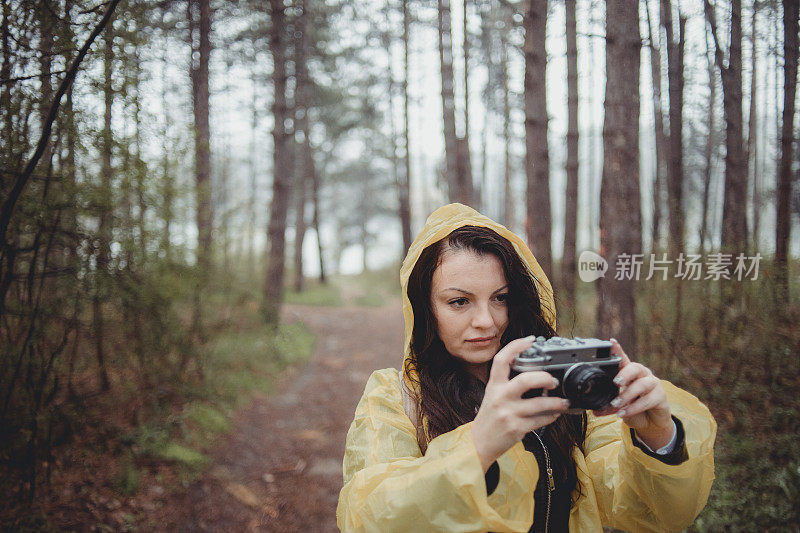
top-left (390, 0), bottom-right (412, 256)
top-left (500, 16), bottom-right (514, 230)
top-left (704, 0), bottom-right (748, 254)
top-left (188, 0), bottom-right (213, 338)
top-left (92, 23), bottom-right (115, 393)
top-left (700, 22), bottom-right (717, 253)
top-left (561, 0), bottom-right (579, 308)
top-left (400, 0), bottom-right (412, 255)
top-left (293, 0), bottom-right (315, 292)
top-left (248, 51), bottom-right (259, 279)
top-left (438, 0), bottom-right (473, 205)
top-left (311, 154), bottom-right (326, 284)
top-left (646, 0), bottom-right (666, 251)
top-left (439, 0), bottom-right (458, 202)
top-left (523, 0), bottom-right (552, 279)
top-left (746, 2), bottom-right (760, 251)
top-left (597, 0), bottom-right (642, 352)
top-left (263, 0), bottom-right (292, 324)
top-left (662, 0), bottom-right (686, 255)
top-left (461, 0), bottom-right (475, 207)
top-left (775, 0), bottom-right (799, 302)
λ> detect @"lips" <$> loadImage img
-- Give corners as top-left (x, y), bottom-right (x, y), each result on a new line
top-left (466, 336), bottom-right (496, 344)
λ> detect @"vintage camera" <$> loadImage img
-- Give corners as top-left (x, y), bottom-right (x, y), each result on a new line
top-left (510, 336), bottom-right (621, 411)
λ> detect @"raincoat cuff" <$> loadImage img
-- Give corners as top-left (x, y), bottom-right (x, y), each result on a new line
top-left (485, 461), bottom-right (500, 495)
top-left (630, 416), bottom-right (688, 466)
top-left (622, 416), bottom-right (695, 474)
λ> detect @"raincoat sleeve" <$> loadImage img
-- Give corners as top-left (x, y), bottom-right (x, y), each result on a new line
top-left (581, 380), bottom-right (716, 533)
top-left (337, 368), bottom-right (538, 533)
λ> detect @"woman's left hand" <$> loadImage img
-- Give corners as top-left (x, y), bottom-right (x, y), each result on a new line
top-left (593, 339), bottom-right (674, 450)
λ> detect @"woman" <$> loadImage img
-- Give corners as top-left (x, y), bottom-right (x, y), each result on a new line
top-left (337, 204), bottom-right (716, 532)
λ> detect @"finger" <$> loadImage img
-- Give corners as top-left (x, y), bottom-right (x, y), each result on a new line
top-left (617, 388), bottom-right (663, 419)
top-left (507, 370), bottom-right (559, 397)
top-left (613, 373), bottom-right (659, 407)
top-left (612, 361), bottom-right (650, 389)
top-left (519, 412), bottom-right (563, 433)
top-left (488, 336), bottom-right (535, 384)
top-left (610, 338), bottom-right (631, 368)
top-left (517, 397), bottom-right (571, 417)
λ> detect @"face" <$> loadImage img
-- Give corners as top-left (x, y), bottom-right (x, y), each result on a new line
top-left (430, 248), bottom-right (510, 382)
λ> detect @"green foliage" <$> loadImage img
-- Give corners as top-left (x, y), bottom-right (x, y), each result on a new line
top-left (283, 281), bottom-right (342, 307)
top-left (106, 292), bottom-right (316, 499)
top-left (638, 267), bottom-right (800, 531)
top-left (184, 403), bottom-right (231, 436)
top-left (154, 443), bottom-right (208, 470)
top-left (561, 258), bottom-right (800, 530)
top-left (114, 451), bottom-right (141, 496)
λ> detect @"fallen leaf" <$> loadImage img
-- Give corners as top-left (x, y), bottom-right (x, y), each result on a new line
top-left (224, 482), bottom-right (261, 510)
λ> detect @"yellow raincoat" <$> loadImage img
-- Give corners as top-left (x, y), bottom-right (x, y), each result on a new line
top-left (337, 204), bottom-right (716, 532)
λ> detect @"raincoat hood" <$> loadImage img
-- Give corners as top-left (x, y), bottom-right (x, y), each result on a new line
top-left (399, 203), bottom-right (556, 386)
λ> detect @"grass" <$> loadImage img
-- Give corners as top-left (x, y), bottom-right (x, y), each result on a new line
top-left (283, 280), bottom-right (341, 306)
top-left (107, 291), bottom-right (317, 503)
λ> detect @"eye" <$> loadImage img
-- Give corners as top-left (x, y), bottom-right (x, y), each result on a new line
top-left (448, 297), bottom-right (469, 308)
top-left (494, 293), bottom-right (509, 304)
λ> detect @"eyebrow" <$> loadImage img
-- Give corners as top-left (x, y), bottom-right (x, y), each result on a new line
top-left (443, 285), bottom-right (509, 296)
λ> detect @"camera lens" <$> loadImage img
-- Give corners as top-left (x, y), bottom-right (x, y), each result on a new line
top-left (562, 364), bottom-right (617, 409)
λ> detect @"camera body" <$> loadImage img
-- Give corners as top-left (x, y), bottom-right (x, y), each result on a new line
top-left (510, 337), bottom-right (621, 411)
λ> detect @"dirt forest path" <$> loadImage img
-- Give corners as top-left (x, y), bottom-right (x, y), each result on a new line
top-left (152, 300), bottom-right (405, 532)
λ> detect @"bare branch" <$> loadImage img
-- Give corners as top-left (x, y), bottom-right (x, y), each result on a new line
top-left (0, 70), bottom-right (68, 86)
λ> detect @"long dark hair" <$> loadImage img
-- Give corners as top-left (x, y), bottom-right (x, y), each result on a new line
top-left (405, 225), bottom-right (586, 498)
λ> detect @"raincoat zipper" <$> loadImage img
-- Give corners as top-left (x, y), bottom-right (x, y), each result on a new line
top-left (532, 431), bottom-right (553, 533)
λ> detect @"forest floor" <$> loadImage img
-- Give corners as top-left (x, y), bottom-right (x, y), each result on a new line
top-left (143, 298), bottom-right (405, 531)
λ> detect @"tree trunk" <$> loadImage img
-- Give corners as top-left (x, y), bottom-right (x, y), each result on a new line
top-left (189, 0), bottom-right (213, 337)
top-left (705, 0), bottom-right (747, 254)
top-left (93, 25), bottom-right (114, 392)
top-left (646, 0), bottom-right (666, 252)
top-left (293, 0), bottom-right (313, 293)
top-left (700, 23), bottom-right (717, 253)
top-left (248, 63), bottom-right (258, 279)
top-left (438, 0), bottom-right (458, 201)
top-left (159, 7), bottom-right (174, 262)
top-left (63, 1), bottom-right (79, 268)
top-left (263, 0), bottom-right (292, 324)
top-left (776, 0), bottom-right (799, 301)
top-left (462, 0), bottom-right (475, 207)
top-left (397, 0), bottom-right (412, 256)
top-left (132, 49), bottom-right (147, 261)
top-left (562, 0), bottom-right (579, 308)
top-left (597, 0), bottom-right (642, 353)
top-left (747, 5), bottom-right (759, 252)
top-left (37, 7), bottom-right (54, 179)
top-left (0, 1), bottom-right (12, 153)
top-left (311, 156), bottom-right (326, 284)
top-left (293, 151), bottom-right (307, 292)
top-left (524, 0), bottom-right (552, 279)
top-left (501, 28), bottom-right (514, 230)
top-left (193, 0), bottom-right (213, 273)
top-left (662, 1), bottom-right (686, 255)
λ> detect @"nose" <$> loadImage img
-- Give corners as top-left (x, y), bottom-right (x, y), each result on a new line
top-left (471, 302), bottom-right (494, 330)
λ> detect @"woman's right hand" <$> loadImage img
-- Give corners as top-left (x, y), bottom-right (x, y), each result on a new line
top-left (471, 337), bottom-right (571, 472)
